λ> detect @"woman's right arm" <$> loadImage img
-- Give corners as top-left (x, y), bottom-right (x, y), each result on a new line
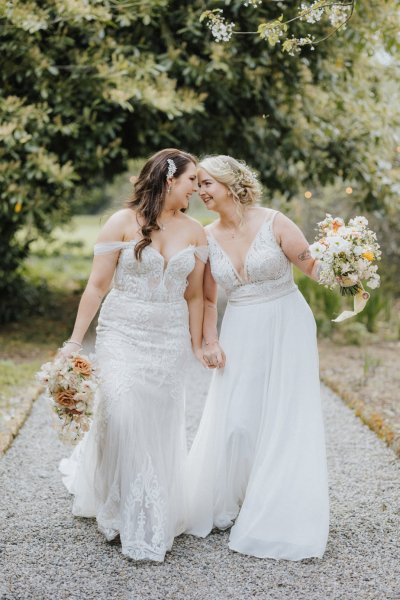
top-left (202, 260), bottom-right (226, 369)
top-left (60, 211), bottom-right (127, 356)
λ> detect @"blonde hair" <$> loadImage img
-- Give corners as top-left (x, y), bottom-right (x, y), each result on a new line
top-left (199, 155), bottom-right (262, 214)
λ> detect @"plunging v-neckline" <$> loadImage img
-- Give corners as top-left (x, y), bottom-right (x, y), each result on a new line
top-left (208, 217), bottom-right (271, 284)
top-left (127, 239), bottom-right (195, 272)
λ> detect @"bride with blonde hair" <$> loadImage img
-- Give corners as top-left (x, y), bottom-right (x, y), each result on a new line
top-left (186, 155), bottom-right (329, 560)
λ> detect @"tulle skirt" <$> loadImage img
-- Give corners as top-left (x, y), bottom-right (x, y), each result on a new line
top-left (185, 289), bottom-right (329, 560)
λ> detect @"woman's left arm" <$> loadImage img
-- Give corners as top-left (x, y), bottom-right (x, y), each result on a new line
top-left (274, 213), bottom-right (321, 281)
top-left (185, 227), bottom-right (208, 367)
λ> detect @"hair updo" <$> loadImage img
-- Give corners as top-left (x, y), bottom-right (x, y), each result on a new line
top-left (199, 155), bottom-right (262, 212)
top-left (127, 148), bottom-right (196, 260)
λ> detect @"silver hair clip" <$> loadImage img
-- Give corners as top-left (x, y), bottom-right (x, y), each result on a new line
top-left (166, 158), bottom-right (177, 179)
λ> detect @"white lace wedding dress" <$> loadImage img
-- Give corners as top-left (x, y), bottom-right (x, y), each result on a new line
top-left (59, 240), bottom-right (208, 562)
top-left (185, 210), bottom-right (329, 560)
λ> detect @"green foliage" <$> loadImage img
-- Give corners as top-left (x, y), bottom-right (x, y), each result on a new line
top-left (296, 265), bottom-right (394, 344)
top-left (339, 322), bottom-right (370, 346)
top-left (295, 270), bottom-right (342, 336)
top-left (362, 352), bottom-right (381, 381)
top-left (355, 288), bottom-right (391, 334)
top-left (1, 0), bottom-right (399, 321)
top-left (0, 360), bottom-right (42, 403)
top-left (0, 0), bottom-right (202, 318)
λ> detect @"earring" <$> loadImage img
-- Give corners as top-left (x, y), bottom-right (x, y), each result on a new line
top-left (167, 186), bottom-right (172, 193)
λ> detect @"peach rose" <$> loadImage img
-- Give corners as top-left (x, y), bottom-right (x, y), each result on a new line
top-left (72, 356), bottom-right (92, 377)
top-left (55, 389), bottom-right (76, 409)
top-left (68, 408), bottom-right (83, 415)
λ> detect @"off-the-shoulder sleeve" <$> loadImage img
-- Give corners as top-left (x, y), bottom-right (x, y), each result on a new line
top-left (194, 245), bottom-right (209, 264)
top-left (93, 241), bottom-right (134, 255)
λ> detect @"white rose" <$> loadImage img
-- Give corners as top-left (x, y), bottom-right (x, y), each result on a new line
top-left (309, 241), bottom-right (327, 258)
top-left (348, 272), bottom-right (359, 283)
top-left (339, 262), bottom-right (352, 273)
top-left (367, 275), bottom-right (380, 289)
top-left (349, 216), bottom-right (368, 228)
top-left (326, 236), bottom-right (351, 254)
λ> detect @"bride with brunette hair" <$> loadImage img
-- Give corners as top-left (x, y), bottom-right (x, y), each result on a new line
top-left (59, 148), bottom-right (208, 562)
top-left (185, 155), bottom-right (329, 561)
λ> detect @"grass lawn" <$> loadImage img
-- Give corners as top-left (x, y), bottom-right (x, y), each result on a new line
top-left (29, 214), bottom-right (108, 257)
top-left (0, 214), bottom-right (94, 451)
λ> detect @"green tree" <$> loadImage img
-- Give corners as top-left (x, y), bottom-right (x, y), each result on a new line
top-left (0, 0), bottom-right (399, 321)
top-left (0, 0), bottom-right (203, 321)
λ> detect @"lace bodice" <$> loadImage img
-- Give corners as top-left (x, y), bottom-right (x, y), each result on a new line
top-left (207, 211), bottom-right (297, 305)
top-left (94, 241), bottom-right (208, 303)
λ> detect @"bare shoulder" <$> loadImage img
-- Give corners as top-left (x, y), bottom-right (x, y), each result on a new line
top-left (180, 212), bottom-right (203, 232)
top-left (179, 213), bottom-right (207, 244)
top-left (273, 212), bottom-right (306, 246)
top-left (96, 208), bottom-right (135, 243)
top-left (244, 206), bottom-right (274, 226)
top-left (274, 211), bottom-right (299, 230)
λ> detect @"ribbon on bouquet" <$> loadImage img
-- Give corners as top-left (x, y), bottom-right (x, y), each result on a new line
top-left (332, 281), bottom-right (370, 323)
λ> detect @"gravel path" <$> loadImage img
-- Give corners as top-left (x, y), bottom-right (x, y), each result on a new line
top-left (0, 360), bottom-right (400, 600)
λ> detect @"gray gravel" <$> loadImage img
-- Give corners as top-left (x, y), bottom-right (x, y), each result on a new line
top-left (0, 359), bottom-right (400, 600)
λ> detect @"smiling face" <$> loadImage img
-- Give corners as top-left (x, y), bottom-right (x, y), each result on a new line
top-left (167, 161), bottom-right (198, 210)
top-left (197, 167), bottom-right (230, 212)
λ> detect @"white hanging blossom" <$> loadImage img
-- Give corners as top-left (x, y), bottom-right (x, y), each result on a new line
top-left (283, 36), bottom-right (315, 56)
top-left (258, 17), bottom-right (287, 46)
top-left (201, 1), bottom-right (355, 53)
top-left (300, 1), bottom-right (325, 24)
top-left (200, 10), bottom-right (235, 43)
top-left (329, 5), bottom-right (351, 28)
top-left (299, 1), bottom-right (352, 29)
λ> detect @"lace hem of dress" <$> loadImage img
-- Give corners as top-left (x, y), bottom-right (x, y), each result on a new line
top-left (122, 543), bottom-right (168, 562)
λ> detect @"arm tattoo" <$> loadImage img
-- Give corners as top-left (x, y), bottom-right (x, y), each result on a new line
top-left (298, 248), bottom-right (311, 261)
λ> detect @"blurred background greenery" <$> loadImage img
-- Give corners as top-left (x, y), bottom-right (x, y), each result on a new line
top-left (0, 0), bottom-right (399, 390)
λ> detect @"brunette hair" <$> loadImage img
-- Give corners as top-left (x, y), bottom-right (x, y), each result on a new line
top-left (127, 148), bottom-right (196, 260)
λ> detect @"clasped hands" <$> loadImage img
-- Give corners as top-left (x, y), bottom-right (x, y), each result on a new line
top-left (195, 341), bottom-right (226, 370)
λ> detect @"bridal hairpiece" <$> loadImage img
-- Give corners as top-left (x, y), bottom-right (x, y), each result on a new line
top-left (212, 158), bottom-right (258, 185)
top-left (213, 160), bottom-right (234, 177)
top-left (166, 158), bottom-right (177, 179)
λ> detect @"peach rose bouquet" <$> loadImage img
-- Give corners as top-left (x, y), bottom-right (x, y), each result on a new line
top-left (309, 214), bottom-right (381, 322)
top-left (37, 353), bottom-right (99, 444)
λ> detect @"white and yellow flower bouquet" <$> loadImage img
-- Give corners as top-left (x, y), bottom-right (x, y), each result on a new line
top-left (309, 214), bottom-right (381, 322)
top-left (37, 353), bottom-right (98, 444)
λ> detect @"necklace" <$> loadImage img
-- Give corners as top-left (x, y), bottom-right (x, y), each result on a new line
top-left (158, 210), bottom-right (178, 231)
top-left (223, 221), bottom-right (243, 239)
top-left (227, 227), bottom-right (239, 239)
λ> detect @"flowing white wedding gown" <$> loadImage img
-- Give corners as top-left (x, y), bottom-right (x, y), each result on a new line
top-left (59, 240), bottom-right (208, 562)
top-left (185, 210), bottom-right (329, 560)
